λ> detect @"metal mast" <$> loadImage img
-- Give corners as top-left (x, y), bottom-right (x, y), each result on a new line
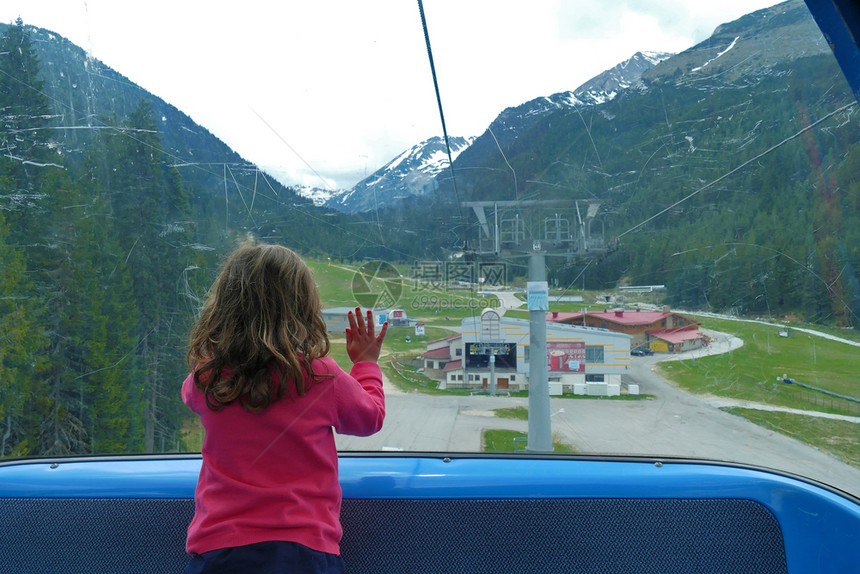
top-left (462, 199), bottom-right (612, 453)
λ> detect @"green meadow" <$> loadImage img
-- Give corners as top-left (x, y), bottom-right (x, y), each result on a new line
top-left (724, 408), bottom-right (860, 468)
top-left (482, 429), bottom-right (575, 453)
top-left (312, 258), bottom-right (858, 416)
top-left (658, 317), bottom-right (859, 415)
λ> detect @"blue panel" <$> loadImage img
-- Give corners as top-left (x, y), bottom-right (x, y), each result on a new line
top-left (806, 0), bottom-right (860, 100)
top-left (0, 456), bottom-right (201, 498)
top-left (1, 455), bottom-right (858, 573)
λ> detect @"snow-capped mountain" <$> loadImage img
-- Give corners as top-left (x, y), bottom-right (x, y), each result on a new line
top-left (569, 50), bottom-right (672, 105)
top-left (481, 51), bottom-right (673, 151)
top-left (321, 51), bottom-right (672, 213)
top-left (324, 135), bottom-right (474, 213)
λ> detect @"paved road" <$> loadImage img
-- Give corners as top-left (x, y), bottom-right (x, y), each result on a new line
top-left (490, 289), bottom-right (524, 311)
top-left (337, 327), bottom-right (860, 497)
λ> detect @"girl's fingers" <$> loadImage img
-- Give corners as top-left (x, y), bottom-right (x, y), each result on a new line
top-left (354, 307), bottom-right (365, 331)
top-left (350, 308), bottom-right (386, 342)
top-left (377, 321), bottom-right (389, 343)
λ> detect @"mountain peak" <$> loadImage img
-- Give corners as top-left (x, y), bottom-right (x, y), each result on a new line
top-left (566, 50), bottom-right (674, 106)
top-left (321, 50), bottom-right (673, 214)
top-left (316, 135), bottom-right (475, 213)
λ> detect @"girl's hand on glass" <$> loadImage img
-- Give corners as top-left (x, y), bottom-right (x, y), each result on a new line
top-left (346, 307), bottom-right (388, 364)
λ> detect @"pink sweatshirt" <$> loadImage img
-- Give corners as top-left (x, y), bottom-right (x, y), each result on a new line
top-left (182, 358), bottom-right (385, 556)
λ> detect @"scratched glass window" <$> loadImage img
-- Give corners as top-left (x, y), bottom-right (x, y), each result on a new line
top-left (0, 0), bottom-right (858, 499)
top-left (411, 261), bottom-right (444, 291)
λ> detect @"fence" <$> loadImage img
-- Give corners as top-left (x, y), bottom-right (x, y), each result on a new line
top-left (788, 388), bottom-right (860, 417)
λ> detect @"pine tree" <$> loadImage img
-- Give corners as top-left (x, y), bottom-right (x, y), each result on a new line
top-left (103, 100), bottom-right (193, 452)
top-left (0, 20), bottom-right (71, 456)
top-left (0, 19), bottom-right (54, 208)
top-left (68, 193), bottom-right (142, 454)
top-left (0, 208), bottom-right (49, 457)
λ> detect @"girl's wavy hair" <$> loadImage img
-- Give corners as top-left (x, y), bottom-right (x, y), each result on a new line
top-left (187, 243), bottom-right (330, 412)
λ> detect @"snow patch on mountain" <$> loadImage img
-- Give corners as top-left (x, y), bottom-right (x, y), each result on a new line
top-left (478, 50), bottom-right (674, 155)
top-left (692, 36), bottom-right (740, 72)
top-left (293, 184), bottom-right (349, 207)
top-left (567, 50), bottom-right (674, 106)
top-left (325, 135), bottom-right (475, 213)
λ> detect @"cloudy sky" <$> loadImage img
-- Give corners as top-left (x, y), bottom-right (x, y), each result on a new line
top-left (1, 1), bottom-right (781, 190)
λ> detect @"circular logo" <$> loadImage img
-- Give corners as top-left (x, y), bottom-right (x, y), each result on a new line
top-left (351, 260), bottom-right (402, 309)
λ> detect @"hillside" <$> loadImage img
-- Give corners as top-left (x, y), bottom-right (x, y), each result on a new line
top-left (0, 21), bottom-right (377, 261)
top-left (388, 0), bottom-right (860, 326)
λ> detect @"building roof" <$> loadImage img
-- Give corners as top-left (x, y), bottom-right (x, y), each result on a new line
top-left (546, 311), bottom-right (584, 323)
top-left (427, 333), bottom-right (461, 344)
top-left (443, 360), bottom-right (462, 372)
top-left (548, 309), bottom-right (695, 327)
top-left (646, 326), bottom-right (703, 344)
top-left (460, 314), bottom-right (630, 342)
top-left (422, 347), bottom-right (453, 359)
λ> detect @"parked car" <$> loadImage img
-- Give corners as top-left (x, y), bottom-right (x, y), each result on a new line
top-left (631, 347), bottom-right (654, 356)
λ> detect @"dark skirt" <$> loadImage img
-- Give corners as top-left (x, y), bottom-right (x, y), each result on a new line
top-left (185, 540), bottom-right (346, 574)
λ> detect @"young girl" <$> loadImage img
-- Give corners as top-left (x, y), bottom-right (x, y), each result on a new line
top-left (182, 243), bottom-right (388, 574)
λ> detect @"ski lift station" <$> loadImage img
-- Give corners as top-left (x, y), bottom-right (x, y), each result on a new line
top-left (422, 309), bottom-right (632, 395)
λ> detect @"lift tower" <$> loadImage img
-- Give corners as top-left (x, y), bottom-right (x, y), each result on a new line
top-left (462, 199), bottom-right (612, 452)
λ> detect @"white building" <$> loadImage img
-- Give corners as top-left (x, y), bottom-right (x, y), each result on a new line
top-left (422, 309), bottom-right (632, 396)
top-left (322, 307), bottom-right (388, 334)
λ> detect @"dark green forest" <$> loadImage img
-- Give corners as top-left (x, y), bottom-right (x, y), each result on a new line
top-left (0, 20), bottom-right (202, 455)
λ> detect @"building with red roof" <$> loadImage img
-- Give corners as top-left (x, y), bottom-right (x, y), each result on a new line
top-left (421, 333), bottom-right (463, 379)
top-left (547, 307), bottom-right (704, 352)
top-left (646, 325), bottom-right (706, 353)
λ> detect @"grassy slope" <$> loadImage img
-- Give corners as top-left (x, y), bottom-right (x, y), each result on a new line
top-left (658, 317), bottom-right (858, 413)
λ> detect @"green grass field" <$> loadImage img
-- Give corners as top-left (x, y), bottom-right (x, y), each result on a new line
top-left (381, 359), bottom-right (472, 396)
top-left (312, 256), bottom-right (857, 409)
top-left (482, 429), bottom-right (575, 453)
top-left (308, 259), bottom-right (498, 320)
top-left (328, 325), bottom-right (454, 363)
top-left (658, 317), bottom-right (859, 416)
top-left (493, 407), bottom-right (528, 420)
